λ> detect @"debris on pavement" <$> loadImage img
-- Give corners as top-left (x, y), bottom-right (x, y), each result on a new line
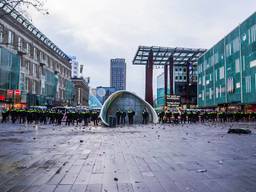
top-left (228, 128), bottom-right (252, 134)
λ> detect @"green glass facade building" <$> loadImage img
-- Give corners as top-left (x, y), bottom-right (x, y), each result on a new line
top-left (197, 12), bottom-right (256, 110)
top-left (0, 2), bottom-right (75, 108)
top-left (0, 47), bottom-right (20, 91)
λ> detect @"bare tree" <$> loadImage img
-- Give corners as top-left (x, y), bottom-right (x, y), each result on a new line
top-left (0, 0), bottom-right (49, 19)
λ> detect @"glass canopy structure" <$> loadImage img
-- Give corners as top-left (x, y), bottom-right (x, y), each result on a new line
top-left (133, 46), bottom-right (206, 107)
top-left (100, 90), bottom-right (158, 126)
top-left (133, 46), bottom-right (206, 66)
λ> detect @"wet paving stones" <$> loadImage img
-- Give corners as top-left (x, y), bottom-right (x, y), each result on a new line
top-left (0, 122), bottom-right (256, 191)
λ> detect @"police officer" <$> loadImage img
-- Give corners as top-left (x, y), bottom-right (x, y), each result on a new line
top-left (165, 110), bottom-right (172, 123)
top-left (127, 109), bottom-right (135, 124)
top-left (158, 110), bottom-right (165, 124)
top-left (91, 110), bottom-right (99, 126)
top-left (180, 111), bottom-right (187, 124)
top-left (82, 110), bottom-right (91, 126)
top-left (116, 109), bottom-right (121, 125)
top-left (173, 111), bottom-right (179, 124)
top-left (1, 108), bottom-right (9, 123)
top-left (142, 109), bottom-right (149, 124)
top-left (121, 110), bottom-right (126, 125)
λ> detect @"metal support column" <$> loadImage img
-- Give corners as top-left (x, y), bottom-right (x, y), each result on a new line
top-left (164, 64), bottom-right (168, 106)
top-left (169, 56), bottom-right (174, 95)
top-left (145, 50), bottom-right (153, 106)
top-left (186, 61), bottom-right (190, 105)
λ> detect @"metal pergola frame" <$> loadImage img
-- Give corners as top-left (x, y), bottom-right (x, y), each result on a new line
top-left (132, 45), bottom-right (207, 106)
top-left (0, 1), bottom-right (70, 61)
top-left (133, 46), bottom-right (207, 66)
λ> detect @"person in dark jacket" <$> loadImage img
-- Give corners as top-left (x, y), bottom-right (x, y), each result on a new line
top-left (142, 109), bottom-right (149, 124)
top-left (128, 109), bottom-right (135, 124)
top-left (121, 110), bottom-right (126, 125)
top-left (116, 109), bottom-right (121, 125)
top-left (91, 110), bottom-right (99, 126)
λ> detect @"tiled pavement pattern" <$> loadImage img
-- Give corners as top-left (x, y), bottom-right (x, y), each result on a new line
top-left (0, 122), bottom-right (256, 192)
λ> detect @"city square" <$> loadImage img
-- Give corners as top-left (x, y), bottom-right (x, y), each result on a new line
top-left (1, 0), bottom-right (256, 191)
top-left (0, 122), bottom-right (255, 192)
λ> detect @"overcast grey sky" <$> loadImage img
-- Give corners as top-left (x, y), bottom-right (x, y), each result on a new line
top-left (30, 0), bottom-right (256, 98)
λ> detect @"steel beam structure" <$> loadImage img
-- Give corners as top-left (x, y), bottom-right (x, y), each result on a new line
top-left (169, 56), bottom-right (174, 95)
top-left (145, 50), bottom-right (153, 106)
top-left (164, 64), bottom-right (168, 106)
top-left (133, 46), bottom-right (206, 107)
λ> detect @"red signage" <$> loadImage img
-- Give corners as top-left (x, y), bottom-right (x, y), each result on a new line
top-left (7, 90), bottom-right (13, 96)
top-left (0, 95), bottom-right (5, 101)
top-left (15, 90), bottom-right (21, 96)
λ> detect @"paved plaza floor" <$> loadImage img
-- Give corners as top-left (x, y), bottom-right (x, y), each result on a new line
top-left (0, 122), bottom-right (256, 192)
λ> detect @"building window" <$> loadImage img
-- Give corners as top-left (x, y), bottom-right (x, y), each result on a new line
top-left (245, 76), bottom-right (251, 93)
top-left (33, 48), bottom-right (37, 60)
top-left (233, 37), bottom-right (240, 53)
top-left (0, 24), bottom-right (3, 43)
top-left (227, 77), bottom-right (234, 93)
top-left (219, 67), bottom-right (224, 79)
top-left (26, 43), bottom-right (30, 56)
top-left (209, 88), bottom-right (212, 99)
top-left (215, 69), bottom-right (218, 81)
top-left (33, 63), bottom-right (37, 76)
top-left (236, 82), bottom-right (240, 89)
top-left (250, 59), bottom-right (256, 68)
top-left (25, 78), bottom-right (29, 92)
top-left (18, 37), bottom-right (22, 51)
top-left (20, 73), bottom-right (25, 91)
top-left (216, 87), bottom-right (219, 98)
top-left (8, 30), bottom-right (14, 45)
top-left (249, 24), bottom-right (256, 44)
top-left (235, 58), bottom-right (240, 73)
top-left (225, 43), bottom-right (232, 57)
top-left (32, 81), bottom-right (36, 94)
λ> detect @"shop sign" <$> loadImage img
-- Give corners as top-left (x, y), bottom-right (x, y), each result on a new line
top-left (7, 90), bottom-right (13, 96)
top-left (166, 95), bottom-right (181, 107)
top-left (15, 90), bottom-right (21, 96)
top-left (0, 95), bottom-right (5, 101)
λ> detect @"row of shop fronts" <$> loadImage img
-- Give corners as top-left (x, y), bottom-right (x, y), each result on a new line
top-left (0, 47), bottom-right (74, 109)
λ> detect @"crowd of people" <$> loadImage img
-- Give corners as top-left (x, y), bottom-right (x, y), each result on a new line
top-left (115, 108), bottom-right (149, 125)
top-left (0, 108), bottom-right (100, 126)
top-left (157, 110), bottom-right (256, 124)
top-left (0, 107), bottom-right (151, 126)
top-left (1, 107), bottom-right (256, 126)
